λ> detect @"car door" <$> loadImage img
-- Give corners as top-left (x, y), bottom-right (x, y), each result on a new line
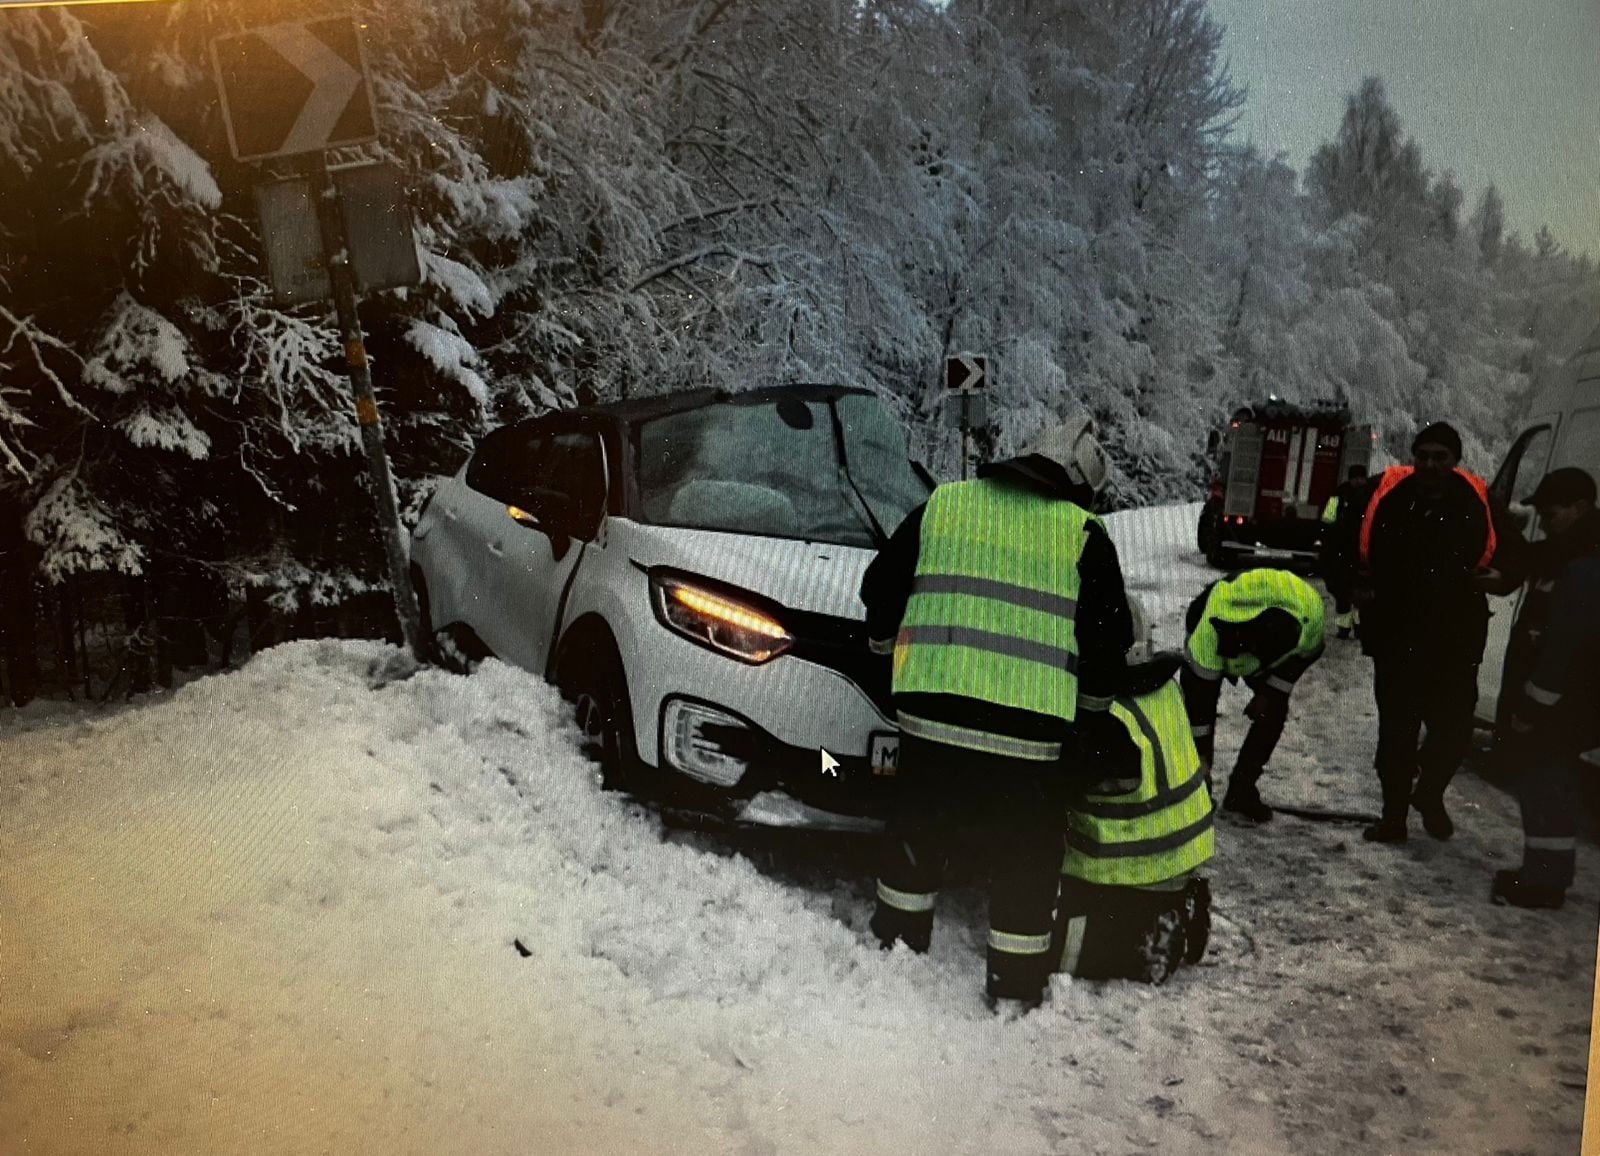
top-left (424, 423), bottom-right (538, 636)
top-left (484, 422), bottom-right (609, 676)
top-left (1477, 419), bottom-right (1559, 726)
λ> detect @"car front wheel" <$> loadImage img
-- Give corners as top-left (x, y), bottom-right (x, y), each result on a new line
top-left (555, 636), bottom-right (641, 794)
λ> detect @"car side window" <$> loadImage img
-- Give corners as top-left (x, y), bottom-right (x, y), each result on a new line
top-left (465, 424), bottom-right (544, 505)
top-left (537, 431), bottom-right (606, 537)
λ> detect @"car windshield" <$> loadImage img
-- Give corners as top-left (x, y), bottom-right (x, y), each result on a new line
top-left (636, 393), bottom-right (929, 547)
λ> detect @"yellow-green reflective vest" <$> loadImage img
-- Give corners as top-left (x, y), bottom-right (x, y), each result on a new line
top-left (1320, 496), bottom-right (1339, 525)
top-left (893, 479), bottom-right (1095, 724)
top-left (1063, 679), bottom-right (1215, 886)
top-left (1186, 568), bottom-right (1325, 679)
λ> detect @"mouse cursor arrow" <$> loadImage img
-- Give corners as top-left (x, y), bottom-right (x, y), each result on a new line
top-left (820, 748), bottom-right (840, 777)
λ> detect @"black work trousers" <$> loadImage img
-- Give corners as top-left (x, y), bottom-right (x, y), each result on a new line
top-left (1371, 650), bottom-right (1479, 820)
top-left (872, 732), bottom-right (1070, 1002)
top-left (1051, 875), bottom-right (1211, 985)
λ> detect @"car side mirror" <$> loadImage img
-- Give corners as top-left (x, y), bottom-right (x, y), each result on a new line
top-left (508, 490), bottom-right (574, 533)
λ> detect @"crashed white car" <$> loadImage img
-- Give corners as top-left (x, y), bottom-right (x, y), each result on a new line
top-left (409, 385), bottom-right (932, 828)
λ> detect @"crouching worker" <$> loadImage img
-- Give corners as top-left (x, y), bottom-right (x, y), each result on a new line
top-left (860, 415), bottom-right (1134, 1011)
top-left (1180, 568), bottom-right (1326, 822)
top-left (1053, 601), bottom-right (1215, 984)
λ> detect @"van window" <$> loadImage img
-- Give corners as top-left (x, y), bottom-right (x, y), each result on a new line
top-left (1489, 423), bottom-right (1554, 506)
top-left (1557, 406), bottom-right (1600, 474)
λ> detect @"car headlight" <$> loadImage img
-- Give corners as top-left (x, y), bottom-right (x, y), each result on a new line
top-left (650, 574), bottom-right (794, 664)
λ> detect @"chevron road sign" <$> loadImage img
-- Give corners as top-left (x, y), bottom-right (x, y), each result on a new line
top-left (211, 16), bottom-right (378, 163)
top-left (946, 352), bottom-right (989, 394)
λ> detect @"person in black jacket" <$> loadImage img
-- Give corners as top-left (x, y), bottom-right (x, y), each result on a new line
top-left (1490, 468), bottom-right (1600, 908)
top-left (1479, 467), bottom-right (1600, 736)
top-left (1319, 464), bottom-right (1369, 639)
top-left (1356, 421), bottom-right (1498, 843)
top-left (860, 416), bottom-right (1132, 1010)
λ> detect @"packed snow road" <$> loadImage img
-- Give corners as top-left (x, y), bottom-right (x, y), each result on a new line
top-left (1, 504), bottom-right (1594, 1155)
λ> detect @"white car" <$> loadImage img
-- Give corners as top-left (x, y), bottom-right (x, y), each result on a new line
top-left (408, 385), bottom-right (932, 829)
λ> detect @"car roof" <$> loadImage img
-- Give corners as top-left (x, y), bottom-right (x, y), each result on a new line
top-left (569, 382), bottom-right (878, 426)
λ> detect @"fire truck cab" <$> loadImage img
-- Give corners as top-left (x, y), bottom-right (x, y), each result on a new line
top-left (1197, 399), bottom-right (1374, 568)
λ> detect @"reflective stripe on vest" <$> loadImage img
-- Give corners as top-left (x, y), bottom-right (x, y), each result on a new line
top-left (893, 479), bottom-right (1093, 722)
top-left (897, 711), bottom-right (1063, 762)
top-left (1359, 465), bottom-right (1497, 569)
top-left (1063, 681), bottom-right (1216, 887)
top-left (1185, 569), bottom-right (1325, 679)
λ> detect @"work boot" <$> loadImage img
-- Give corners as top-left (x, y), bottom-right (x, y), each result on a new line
top-left (1221, 782), bottom-right (1273, 823)
top-left (1490, 869), bottom-right (1565, 910)
top-left (1181, 877), bottom-right (1212, 965)
top-left (1362, 815), bottom-right (1408, 843)
top-left (1412, 792), bottom-right (1454, 841)
top-left (870, 902), bottom-right (932, 953)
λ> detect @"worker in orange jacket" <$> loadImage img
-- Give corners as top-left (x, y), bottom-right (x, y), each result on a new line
top-left (1354, 421), bottom-right (1497, 843)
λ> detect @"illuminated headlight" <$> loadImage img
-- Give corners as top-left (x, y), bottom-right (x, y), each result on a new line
top-left (650, 575), bottom-right (794, 664)
top-left (663, 699), bottom-right (751, 786)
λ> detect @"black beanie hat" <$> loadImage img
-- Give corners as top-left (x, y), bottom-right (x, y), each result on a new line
top-left (1412, 421), bottom-right (1462, 460)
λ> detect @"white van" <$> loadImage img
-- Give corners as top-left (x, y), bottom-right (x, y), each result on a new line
top-left (1477, 321), bottom-right (1600, 733)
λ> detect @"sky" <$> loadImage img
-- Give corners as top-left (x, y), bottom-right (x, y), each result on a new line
top-left (1207, 0), bottom-right (1600, 259)
top-left (3, 502), bottom-right (1596, 1154)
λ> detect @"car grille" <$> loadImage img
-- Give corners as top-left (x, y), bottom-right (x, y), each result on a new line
top-left (783, 606), bottom-right (893, 717)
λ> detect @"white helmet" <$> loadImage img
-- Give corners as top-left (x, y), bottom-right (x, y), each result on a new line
top-left (1022, 413), bottom-right (1109, 495)
top-left (1125, 593), bottom-right (1153, 662)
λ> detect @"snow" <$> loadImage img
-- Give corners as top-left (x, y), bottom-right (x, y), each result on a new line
top-left (421, 252), bottom-right (497, 319)
top-left (132, 112), bottom-right (221, 210)
top-left (2, 503), bottom-right (1594, 1154)
top-left (116, 406), bottom-right (211, 459)
top-left (22, 473), bottom-right (145, 580)
top-left (404, 318), bottom-right (491, 407)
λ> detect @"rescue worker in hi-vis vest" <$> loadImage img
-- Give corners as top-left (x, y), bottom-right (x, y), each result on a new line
top-left (1053, 595), bottom-right (1215, 984)
top-left (860, 415), bottom-right (1133, 1011)
top-left (1180, 568), bottom-right (1327, 822)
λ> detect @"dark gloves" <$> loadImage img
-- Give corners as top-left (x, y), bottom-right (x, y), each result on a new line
top-left (1244, 692), bottom-right (1288, 725)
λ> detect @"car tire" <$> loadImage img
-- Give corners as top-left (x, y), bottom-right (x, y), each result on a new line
top-left (413, 569), bottom-right (489, 674)
top-left (411, 569), bottom-right (443, 665)
top-left (554, 634), bottom-right (641, 794)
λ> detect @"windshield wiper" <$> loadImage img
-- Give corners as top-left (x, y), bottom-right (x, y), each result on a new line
top-left (825, 399), bottom-right (888, 547)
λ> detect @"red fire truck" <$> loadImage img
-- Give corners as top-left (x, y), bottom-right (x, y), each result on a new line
top-left (1196, 399), bottom-right (1375, 568)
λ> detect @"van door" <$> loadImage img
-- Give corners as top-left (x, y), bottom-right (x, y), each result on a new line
top-left (1477, 420), bottom-right (1560, 726)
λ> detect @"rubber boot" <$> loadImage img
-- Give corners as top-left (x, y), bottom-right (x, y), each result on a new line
top-left (870, 900), bottom-right (932, 953)
top-left (1222, 763), bottom-right (1272, 823)
top-left (1363, 769), bottom-right (1411, 843)
top-left (1182, 877), bottom-right (1212, 965)
top-left (1410, 788), bottom-right (1454, 840)
top-left (1490, 869), bottom-right (1565, 910)
top-left (985, 946), bottom-right (1052, 1010)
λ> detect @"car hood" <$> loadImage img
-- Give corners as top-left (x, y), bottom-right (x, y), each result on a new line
top-left (620, 522), bottom-right (875, 619)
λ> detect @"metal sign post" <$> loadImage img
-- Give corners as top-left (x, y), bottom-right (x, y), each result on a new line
top-left (212, 16), bottom-right (422, 660)
top-left (306, 154), bottom-right (420, 659)
top-left (945, 353), bottom-right (989, 481)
